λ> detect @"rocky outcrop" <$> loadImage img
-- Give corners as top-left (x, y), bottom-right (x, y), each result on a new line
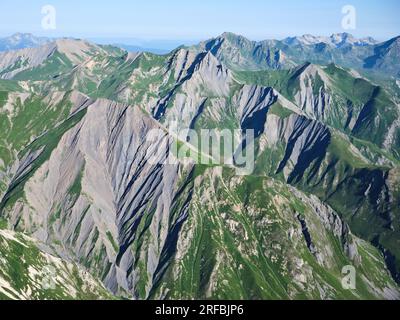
top-left (0, 39), bottom-right (110, 80)
top-left (236, 85), bottom-right (277, 135)
top-left (261, 112), bottom-right (331, 181)
top-left (0, 228), bottom-right (112, 300)
top-left (1, 97), bottom-right (193, 298)
top-left (0, 43), bottom-right (57, 79)
top-left (0, 36), bottom-right (399, 300)
top-left (293, 63), bottom-right (332, 120)
top-left (151, 167), bottom-right (400, 300)
top-left (196, 32), bottom-right (296, 71)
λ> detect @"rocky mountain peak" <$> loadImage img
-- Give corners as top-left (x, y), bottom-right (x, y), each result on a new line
top-left (219, 31), bottom-right (247, 41)
top-left (53, 38), bottom-right (104, 64)
top-left (284, 32), bottom-right (378, 48)
top-left (330, 32), bottom-right (378, 47)
top-left (0, 33), bottom-right (51, 52)
top-left (0, 31), bottom-right (399, 300)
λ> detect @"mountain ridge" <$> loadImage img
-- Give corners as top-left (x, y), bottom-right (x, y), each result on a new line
top-left (0, 34), bottom-right (399, 299)
top-left (0, 33), bottom-right (52, 52)
top-left (196, 32), bottom-right (400, 79)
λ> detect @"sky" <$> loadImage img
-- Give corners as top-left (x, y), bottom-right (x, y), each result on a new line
top-left (0, 0), bottom-right (399, 47)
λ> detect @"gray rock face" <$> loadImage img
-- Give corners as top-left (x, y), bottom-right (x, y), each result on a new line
top-left (290, 187), bottom-right (360, 265)
top-left (195, 32), bottom-right (296, 71)
top-left (0, 39), bottom-right (108, 79)
top-left (364, 36), bottom-right (400, 76)
top-left (0, 43), bottom-right (56, 79)
top-left (151, 167), bottom-right (400, 300)
top-left (0, 36), bottom-right (399, 300)
top-left (293, 64), bottom-right (332, 120)
top-left (196, 32), bottom-right (399, 78)
top-left (0, 228), bottom-right (112, 300)
top-left (236, 85), bottom-right (277, 131)
top-left (152, 49), bottom-right (233, 127)
top-left (2, 97), bottom-right (192, 297)
top-left (262, 112), bottom-right (331, 180)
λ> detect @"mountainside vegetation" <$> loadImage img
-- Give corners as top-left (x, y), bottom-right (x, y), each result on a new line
top-left (0, 32), bottom-right (399, 300)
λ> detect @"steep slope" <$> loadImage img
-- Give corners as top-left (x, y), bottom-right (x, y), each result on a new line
top-left (0, 225), bottom-right (112, 300)
top-left (232, 65), bottom-right (400, 283)
top-left (0, 100), bottom-right (398, 299)
top-left (198, 32), bottom-right (400, 79)
top-left (0, 39), bottom-right (122, 81)
top-left (195, 32), bottom-right (296, 71)
top-left (253, 111), bottom-right (400, 283)
top-left (288, 63), bottom-right (400, 158)
top-left (364, 36), bottom-right (400, 77)
top-left (0, 43), bottom-right (58, 79)
top-left (0, 96), bottom-right (193, 297)
top-left (151, 167), bottom-right (399, 300)
top-left (0, 88), bottom-right (93, 198)
top-left (3, 37), bottom-right (396, 154)
top-left (196, 32), bottom-right (371, 72)
top-left (236, 63), bottom-right (400, 162)
top-left (0, 37), bottom-right (399, 299)
top-left (129, 49), bottom-right (400, 287)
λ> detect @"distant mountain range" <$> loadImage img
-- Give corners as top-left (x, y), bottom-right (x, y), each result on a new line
top-left (1, 32), bottom-right (399, 78)
top-left (0, 33), bottom-right (52, 51)
top-left (0, 33), bottom-right (170, 55)
top-left (0, 32), bottom-right (399, 300)
top-left (196, 32), bottom-right (400, 79)
top-left (283, 33), bottom-right (379, 47)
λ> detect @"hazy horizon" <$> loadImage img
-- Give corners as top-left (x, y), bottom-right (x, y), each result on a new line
top-left (0, 0), bottom-right (399, 43)
top-left (1, 30), bottom-right (399, 52)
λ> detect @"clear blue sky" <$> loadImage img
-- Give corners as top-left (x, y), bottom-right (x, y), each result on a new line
top-left (0, 0), bottom-right (399, 42)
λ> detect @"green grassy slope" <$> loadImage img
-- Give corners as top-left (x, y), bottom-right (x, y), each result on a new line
top-left (151, 167), bottom-right (399, 299)
top-left (0, 226), bottom-right (113, 300)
